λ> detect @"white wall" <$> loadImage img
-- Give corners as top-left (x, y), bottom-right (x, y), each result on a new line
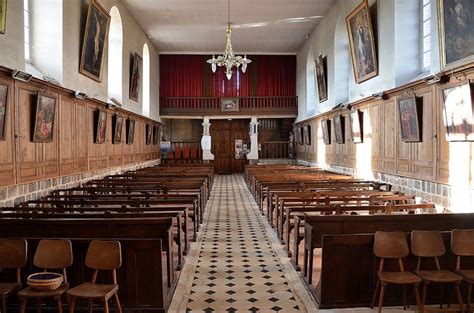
top-left (296, 0), bottom-right (432, 122)
top-left (0, 0), bottom-right (160, 121)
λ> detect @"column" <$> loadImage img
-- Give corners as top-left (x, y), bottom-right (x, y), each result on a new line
top-left (247, 117), bottom-right (259, 160)
top-left (201, 117), bottom-right (214, 161)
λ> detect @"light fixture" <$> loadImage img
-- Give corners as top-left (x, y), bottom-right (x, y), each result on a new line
top-left (372, 92), bottom-right (388, 100)
top-left (423, 73), bottom-right (449, 85)
top-left (12, 70), bottom-right (32, 82)
top-left (207, 0), bottom-right (251, 80)
top-left (74, 91), bottom-right (88, 99)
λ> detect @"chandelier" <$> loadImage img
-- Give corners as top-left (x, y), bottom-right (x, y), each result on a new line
top-left (207, 0), bottom-right (251, 80)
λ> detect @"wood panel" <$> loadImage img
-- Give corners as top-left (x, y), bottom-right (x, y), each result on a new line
top-left (0, 67), bottom-right (160, 189)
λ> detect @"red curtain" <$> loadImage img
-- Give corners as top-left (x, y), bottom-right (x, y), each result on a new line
top-left (159, 54), bottom-right (296, 97)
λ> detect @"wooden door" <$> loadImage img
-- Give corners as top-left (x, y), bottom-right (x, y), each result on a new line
top-left (210, 119), bottom-right (250, 174)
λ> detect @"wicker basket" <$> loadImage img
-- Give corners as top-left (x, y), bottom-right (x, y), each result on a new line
top-left (27, 272), bottom-right (64, 291)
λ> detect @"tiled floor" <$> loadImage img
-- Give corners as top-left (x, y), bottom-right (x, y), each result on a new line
top-left (169, 175), bottom-right (317, 312)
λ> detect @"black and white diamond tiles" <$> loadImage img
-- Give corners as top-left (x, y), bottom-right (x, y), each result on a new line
top-left (169, 175), bottom-right (315, 312)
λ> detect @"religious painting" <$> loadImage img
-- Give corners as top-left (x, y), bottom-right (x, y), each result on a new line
top-left (94, 110), bottom-right (107, 144)
top-left (0, 84), bottom-right (7, 140)
top-left (153, 125), bottom-right (159, 145)
top-left (346, 0), bottom-right (378, 83)
top-left (398, 96), bottom-right (422, 142)
top-left (316, 55), bottom-right (328, 102)
top-left (0, 0), bottom-right (7, 35)
top-left (442, 82), bottom-right (474, 141)
top-left (126, 119), bottom-right (135, 144)
top-left (113, 114), bottom-right (123, 144)
top-left (79, 0), bottom-right (111, 82)
top-left (221, 98), bottom-right (239, 112)
top-left (33, 94), bottom-right (56, 142)
top-left (438, 0), bottom-right (474, 68)
top-left (321, 119), bottom-right (331, 145)
top-left (350, 109), bottom-right (363, 143)
top-left (298, 127), bottom-right (304, 145)
top-left (334, 114), bottom-right (345, 144)
top-left (129, 53), bottom-right (142, 102)
top-left (304, 125), bottom-right (312, 145)
top-left (146, 124), bottom-right (152, 145)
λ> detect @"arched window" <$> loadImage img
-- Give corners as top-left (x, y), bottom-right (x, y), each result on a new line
top-left (306, 51), bottom-right (316, 117)
top-left (334, 16), bottom-right (350, 104)
top-left (142, 43), bottom-right (150, 117)
top-left (108, 6), bottom-right (123, 103)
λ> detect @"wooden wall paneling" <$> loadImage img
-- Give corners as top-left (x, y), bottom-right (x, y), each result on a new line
top-left (381, 100), bottom-right (397, 173)
top-left (59, 95), bottom-right (75, 175)
top-left (15, 82), bottom-right (44, 184)
top-left (437, 82), bottom-right (451, 184)
top-left (75, 101), bottom-right (89, 172)
top-left (413, 86), bottom-right (437, 180)
top-left (368, 102), bottom-right (382, 171)
top-left (109, 111), bottom-right (123, 167)
top-left (396, 94), bottom-right (412, 177)
top-left (42, 91), bottom-right (60, 179)
top-left (0, 76), bottom-right (16, 187)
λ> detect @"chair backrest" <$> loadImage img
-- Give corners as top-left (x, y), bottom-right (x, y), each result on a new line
top-left (451, 229), bottom-right (474, 256)
top-left (411, 230), bottom-right (445, 257)
top-left (34, 239), bottom-right (73, 269)
top-left (0, 239), bottom-right (28, 268)
top-left (85, 240), bottom-right (122, 270)
top-left (374, 231), bottom-right (409, 258)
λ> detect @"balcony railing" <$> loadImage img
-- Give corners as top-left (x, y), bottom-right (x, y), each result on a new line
top-left (160, 96), bottom-right (298, 115)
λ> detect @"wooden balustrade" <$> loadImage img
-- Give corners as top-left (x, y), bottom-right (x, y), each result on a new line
top-left (160, 96), bottom-right (298, 116)
top-left (259, 141), bottom-right (295, 159)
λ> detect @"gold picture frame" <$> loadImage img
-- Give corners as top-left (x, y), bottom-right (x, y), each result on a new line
top-left (221, 98), bottom-right (239, 112)
top-left (79, 0), bottom-right (111, 82)
top-left (129, 53), bottom-right (142, 102)
top-left (346, 0), bottom-right (378, 84)
top-left (0, 0), bottom-right (7, 35)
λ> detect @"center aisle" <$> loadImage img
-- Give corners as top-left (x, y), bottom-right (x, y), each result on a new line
top-left (169, 175), bottom-right (317, 312)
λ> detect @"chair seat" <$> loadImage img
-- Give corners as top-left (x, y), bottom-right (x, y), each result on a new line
top-left (456, 269), bottom-right (474, 283)
top-left (67, 283), bottom-right (118, 299)
top-left (378, 271), bottom-right (421, 284)
top-left (18, 283), bottom-right (69, 298)
top-left (0, 282), bottom-right (21, 296)
top-left (415, 270), bottom-right (463, 283)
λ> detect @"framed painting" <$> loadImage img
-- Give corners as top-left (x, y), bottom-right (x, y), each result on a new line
top-left (438, 0), bottom-right (474, 68)
top-left (350, 109), bottom-right (363, 143)
top-left (95, 110), bottom-right (107, 144)
top-left (321, 119), bottom-right (331, 145)
top-left (334, 114), bottom-right (345, 144)
top-left (298, 127), bottom-right (304, 145)
top-left (316, 55), bottom-right (328, 102)
top-left (398, 96), bottom-right (422, 142)
top-left (0, 0), bottom-right (6, 35)
top-left (126, 119), bottom-right (135, 145)
top-left (79, 0), bottom-right (111, 82)
top-left (153, 125), bottom-right (159, 145)
top-left (221, 98), bottom-right (239, 112)
top-left (33, 94), bottom-right (56, 142)
top-left (129, 53), bottom-right (142, 102)
top-left (346, 0), bottom-right (378, 83)
top-left (0, 84), bottom-right (7, 140)
top-left (442, 82), bottom-right (474, 141)
top-left (113, 114), bottom-right (123, 144)
top-left (304, 125), bottom-right (312, 145)
top-left (146, 124), bottom-right (152, 145)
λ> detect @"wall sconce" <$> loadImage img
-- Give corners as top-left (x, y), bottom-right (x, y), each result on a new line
top-left (372, 92), bottom-right (388, 100)
top-left (12, 70), bottom-right (32, 82)
top-left (74, 91), bottom-right (88, 99)
top-left (423, 73), bottom-right (449, 85)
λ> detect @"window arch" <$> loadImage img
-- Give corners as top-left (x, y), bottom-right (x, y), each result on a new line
top-left (306, 51), bottom-right (316, 117)
top-left (143, 43), bottom-right (150, 117)
top-left (334, 16), bottom-right (350, 104)
top-left (108, 6), bottom-right (123, 103)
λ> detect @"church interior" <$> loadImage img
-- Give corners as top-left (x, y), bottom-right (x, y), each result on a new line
top-left (1, 0), bottom-right (474, 312)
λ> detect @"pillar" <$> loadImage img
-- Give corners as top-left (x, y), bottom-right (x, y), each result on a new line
top-left (201, 117), bottom-right (214, 161)
top-left (247, 117), bottom-right (259, 160)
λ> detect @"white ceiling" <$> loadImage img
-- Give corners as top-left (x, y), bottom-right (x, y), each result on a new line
top-left (122, 0), bottom-right (335, 53)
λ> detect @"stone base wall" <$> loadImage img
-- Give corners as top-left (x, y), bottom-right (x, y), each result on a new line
top-left (296, 160), bottom-right (464, 213)
top-left (0, 159), bottom-right (161, 208)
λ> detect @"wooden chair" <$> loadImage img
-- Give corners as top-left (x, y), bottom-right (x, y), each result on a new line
top-left (451, 229), bottom-right (474, 312)
top-left (371, 231), bottom-right (423, 313)
top-left (18, 239), bottom-right (73, 313)
top-left (67, 240), bottom-right (122, 313)
top-left (0, 239), bottom-right (28, 313)
top-left (411, 230), bottom-right (464, 312)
